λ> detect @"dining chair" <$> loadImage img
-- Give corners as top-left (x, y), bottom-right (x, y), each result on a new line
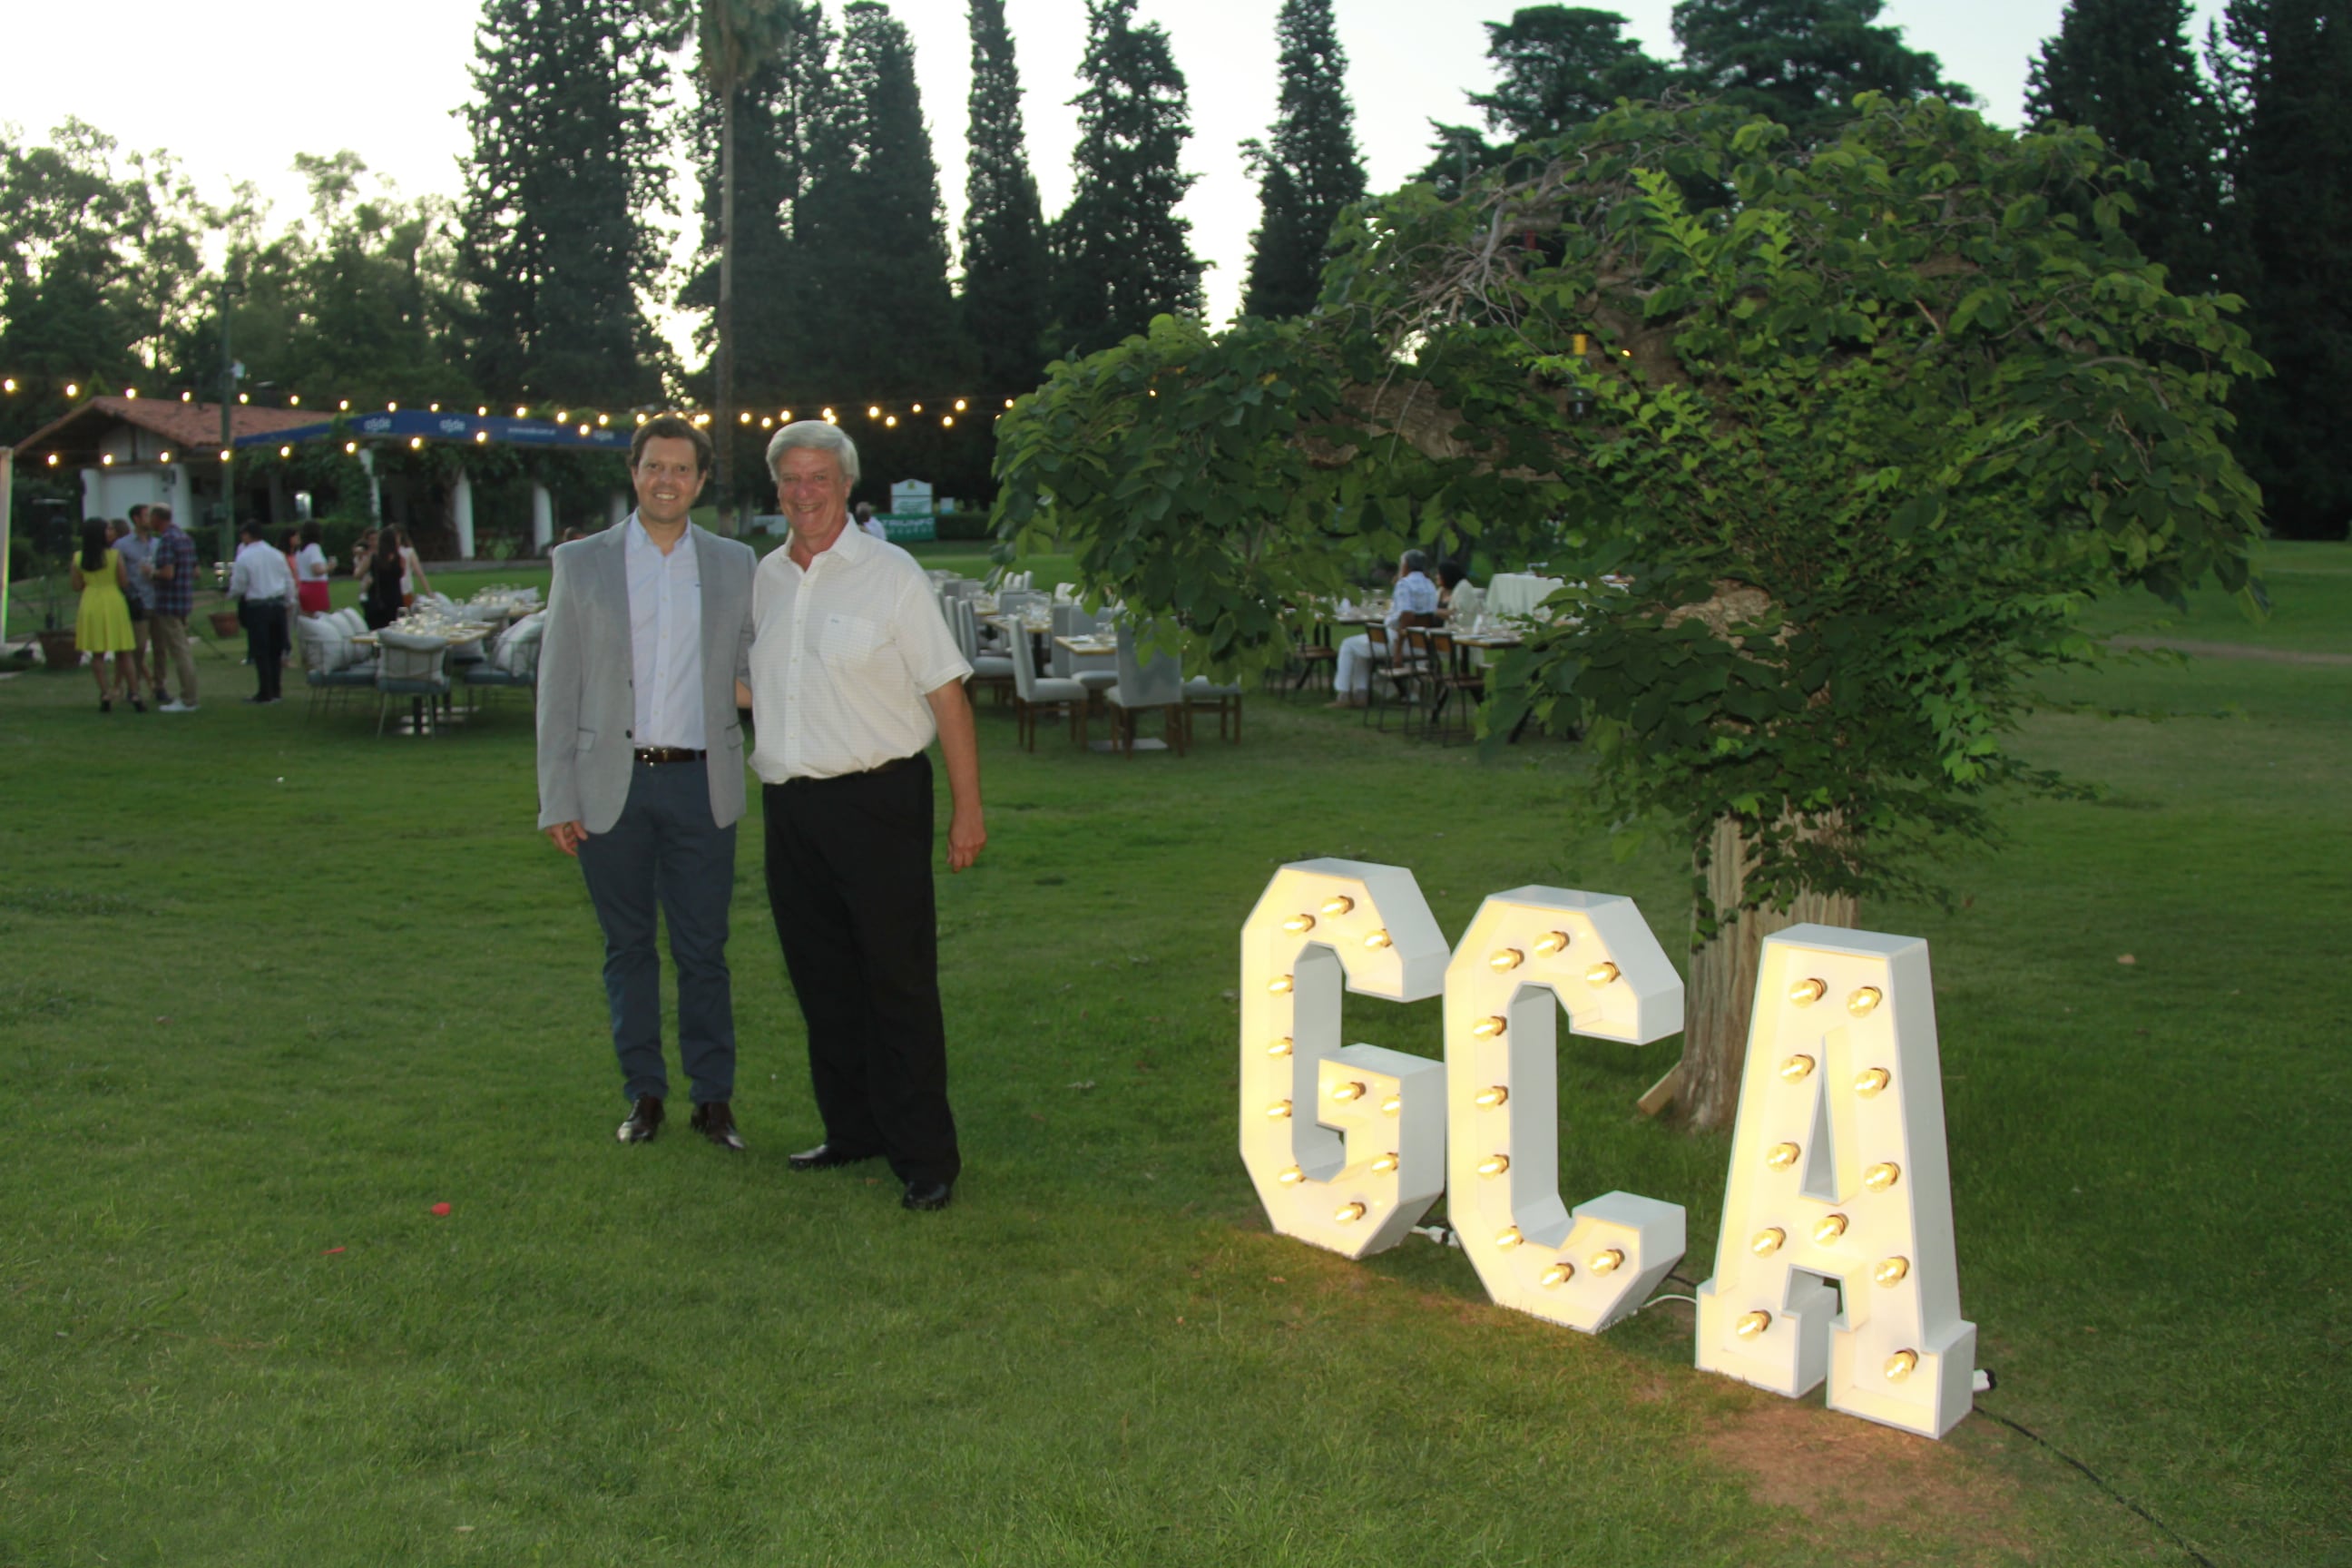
top-left (375, 631), bottom-right (452, 738)
top-left (1009, 620), bottom-right (1088, 750)
top-left (1105, 622), bottom-right (1188, 756)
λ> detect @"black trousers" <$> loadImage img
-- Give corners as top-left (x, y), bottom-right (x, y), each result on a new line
top-left (240, 599), bottom-right (288, 699)
top-left (762, 755), bottom-right (960, 1187)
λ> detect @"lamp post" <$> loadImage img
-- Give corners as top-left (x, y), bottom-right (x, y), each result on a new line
top-left (214, 275), bottom-right (245, 564)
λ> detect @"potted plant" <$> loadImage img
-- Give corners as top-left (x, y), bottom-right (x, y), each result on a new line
top-left (32, 568), bottom-right (80, 672)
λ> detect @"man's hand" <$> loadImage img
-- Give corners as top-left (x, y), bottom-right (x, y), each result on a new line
top-left (546, 821), bottom-right (590, 857)
top-left (946, 807), bottom-right (985, 873)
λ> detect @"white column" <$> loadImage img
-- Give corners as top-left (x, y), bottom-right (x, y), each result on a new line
top-left (358, 448), bottom-right (381, 521)
top-left (167, 463), bottom-right (192, 530)
top-left (531, 480), bottom-right (554, 553)
top-left (608, 490), bottom-right (630, 530)
top-left (451, 467), bottom-right (475, 559)
top-left (81, 467), bottom-right (102, 519)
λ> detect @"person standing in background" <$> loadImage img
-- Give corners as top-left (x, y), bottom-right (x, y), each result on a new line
top-left (294, 522), bottom-right (333, 616)
top-left (146, 505), bottom-right (199, 711)
top-left (71, 520), bottom-right (139, 711)
top-left (361, 533), bottom-right (406, 631)
top-left (113, 510), bottom-right (157, 701)
top-left (389, 526), bottom-right (431, 606)
top-left (854, 501), bottom-right (887, 542)
top-left (229, 522), bottom-right (295, 704)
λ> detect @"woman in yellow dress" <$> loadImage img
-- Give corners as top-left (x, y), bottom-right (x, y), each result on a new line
top-left (71, 519), bottom-right (140, 711)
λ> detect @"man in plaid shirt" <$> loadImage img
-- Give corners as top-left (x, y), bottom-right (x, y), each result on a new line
top-left (147, 505), bottom-right (200, 711)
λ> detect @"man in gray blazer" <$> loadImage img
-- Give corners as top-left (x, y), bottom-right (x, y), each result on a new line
top-left (536, 413), bottom-right (758, 1149)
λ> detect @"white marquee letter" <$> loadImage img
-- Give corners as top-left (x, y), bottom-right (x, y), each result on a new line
top-left (1446, 888), bottom-right (1687, 1332)
top-left (1695, 926), bottom-right (1977, 1437)
top-left (1240, 859), bottom-right (1450, 1259)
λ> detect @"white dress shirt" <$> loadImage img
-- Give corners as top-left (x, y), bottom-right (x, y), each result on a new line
top-left (748, 524), bottom-right (971, 781)
top-left (296, 542), bottom-right (330, 582)
top-left (624, 514), bottom-right (706, 752)
top-left (1388, 570), bottom-right (1441, 628)
top-left (230, 539), bottom-right (295, 603)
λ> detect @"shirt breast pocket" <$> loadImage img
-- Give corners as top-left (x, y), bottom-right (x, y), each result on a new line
top-left (818, 612), bottom-right (886, 670)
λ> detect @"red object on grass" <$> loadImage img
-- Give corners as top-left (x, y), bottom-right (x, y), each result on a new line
top-left (322, 1247), bottom-right (345, 1255)
top-left (429, 1202), bottom-right (452, 1217)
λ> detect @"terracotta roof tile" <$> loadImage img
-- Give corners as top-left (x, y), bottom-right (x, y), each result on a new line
top-left (12, 397), bottom-right (318, 457)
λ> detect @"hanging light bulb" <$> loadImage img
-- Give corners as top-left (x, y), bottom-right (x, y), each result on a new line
top-left (1855, 1067), bottom-right (1891, 1097)
top-left (1735, 1310), bottom-right (1772, 1338)
top-left (760, 416), bottom-right (773, 429)
top-left (577, 424), bottom-right (591, 436)
top-left (941, 415), bottom-right (955, 428)
top-left (1874, 1256), bottom-right (1911, 1287)
top-left (1473, 1084), bottom-right (1508, 1108)
top-left (1475, 1154), bottom-right (1510, 1178)
top-left (1328, 1081), bottom-right (1366, 1102)
top-left (1587, 1249), bottom-right (1624, 1276)
top-left (278, 446), bottom-right (291, 457)
top-left (408, 436), bottom-right (423, 449)
top-left (1585, 962), bottom-right (1620, 986)
top-left (1334, 1201), bottom-right (1367, 1224)
top-left (555, 409), bottom-right (568, 422)
top-left (1361, 929), bottom-right (1391, 950)
top-left (476, 406), bottom-right (488, 416)
top-left (1884, 1349), bottom-right (1919, 1381)
top-left (65, 382), bottom-right (79, 397)
top-left (1779, 1054), bottom-right (1816, 1081)
top-left (158, 450), bottom-right (172, 462)
top-left (1, 377), bottom-right (15, 393)
top-left (1864, 1162), bottom-right (1901, 1191)
top-left (636, 412), bottom-right (648, 425)
top-left (46, 453), bottom-right (57, 466)
top-left (1765, 1142), bottom-right (1800, 1170)
top-left (740, 411), bottom-right (752, 424)
top-left (100, 454), bottom-right (113, 466)
top-left (1815, 1213), bottom-right (1849, 1243)
top-left (387, 401), bottom-right (398, 412)
top-left (911, 402), bottom-right (924, 413)
top-left (954, 397), bottom-right (968, 411)
top-left (822, 407), bottom-right (837, 422)
top-left (474, 431), bottom-right (488, 445)
top-left (181, 390), bottom-right (192, 402)
top-left (780, 409), bottom-right (792, 421)
top-left (867, 405), bottom-right (881, 419)
top-left (124, 387), bottom-right (139, 398)
top-left (1750, 1228), bottom-right (1786, 1256)
top-left (1789, 977), bottom-right (1828, 1006)
top-left (340, 399), bottom-right (352, 411)
top-left (238, 392), bottom-right (249, 405)
top-left (1847, 985), bottom-right (1884, 1016)
top-left (1533, 930), bottom-right (1571, 956)
top-left (515, 406), bottom-right (529, 417)
top-left (427, 402), bottom-right (440, 413)
top-left (343, 442), bottom-right (358, 455)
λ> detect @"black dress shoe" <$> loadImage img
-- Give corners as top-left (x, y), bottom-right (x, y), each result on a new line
top-left (616, 1094), bottom-right (664, 1143)
top-left (690, 1101), bottom-right (745, 1151)
top-left (901, 1181), bottom-right (953, 1212)
top-left (787, 1142), bottom-right (881, 1171)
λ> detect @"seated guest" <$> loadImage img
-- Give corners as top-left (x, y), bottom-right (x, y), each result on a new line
top-left (1330, 549), bottom-right (1440, 710)
top-left (1440, 560), bottom-right (1484, 624)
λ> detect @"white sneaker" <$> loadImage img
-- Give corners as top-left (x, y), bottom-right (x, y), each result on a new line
top-left (160, 700), bottom-right (197, 712)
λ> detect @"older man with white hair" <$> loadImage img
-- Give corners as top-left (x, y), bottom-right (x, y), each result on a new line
top-left (745, 420), bottom-right (984, 1212)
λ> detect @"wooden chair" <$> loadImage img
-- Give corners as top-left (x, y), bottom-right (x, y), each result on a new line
top-left (1426, 629), bottom-right (1485, 744)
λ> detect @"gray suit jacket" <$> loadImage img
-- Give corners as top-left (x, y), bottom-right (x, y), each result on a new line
top-left (535, 520), bottom-right (757, 834)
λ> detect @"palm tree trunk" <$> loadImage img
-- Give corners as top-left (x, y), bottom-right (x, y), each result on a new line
top-left (1668, 813), bottom-right (1859, 1131)
top-left (715, 83), bottom-right (739, 534)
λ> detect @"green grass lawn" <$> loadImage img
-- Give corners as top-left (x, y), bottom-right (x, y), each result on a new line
top-left (0, 563), bottom-right (2344, 1565)
top-left (2081, 538), bottom-right (2352, 655)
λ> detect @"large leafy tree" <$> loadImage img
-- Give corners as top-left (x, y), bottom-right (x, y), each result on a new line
top-left (960, 0), bottom-right (1053, 395)
top-left (2025, 0), bottom-right (2227, 294)
top-left (1671, 0), bottom-right (1975, 141)
top-left (459, 0), bottom-right (674, 409)
top-left (1052, 0), bottom-right (1204, 358)
top-left (2210, 0), bottom-right (2352, 539)
top-left (0, 120), bottom-right (204, 441)
top-left (993, 97), bottom-right (2265, 1128)
top-left (1240, 0), bottom-right (1366, 321)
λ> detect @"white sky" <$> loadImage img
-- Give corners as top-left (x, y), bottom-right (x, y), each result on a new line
top-left (10, 0), bottom-right (2228, 354)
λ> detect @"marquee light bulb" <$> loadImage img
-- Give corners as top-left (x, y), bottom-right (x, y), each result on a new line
top-left (1362, 929), bottom-right (1392, 950)
top-left (1864, 1162), bottom-right (1902, 1191)
top-left (1329, 1081), bottom-right (1366, 1102)
top-left (1751, 1227), bottom-right (1786, 1256)
top-left (1847, 985), bottom-right (1884, 1016)
top-left (1789, 977), bottom-right (1828, 1006)
top-left (1278, 1165), bottom-right (1304, 1185)
top-left (1335, 1201), bottom-right (1367, 1224)
top-left (1765, 1142), bottom-right (1800, 1170)
top-left (1474, 1084), bottom-right (1509, 1107)
top-left (1476, 1154), bottom-right (1510, 1177)
top-left (1471, 1015), bottom-right (1506, 1038)
top-left (1585, 962), bottom-right (1620, 986)
top-left (1379, 1095), bottom-right (1402, 1115)
top-left (1540, 1261), bottom-right (1575, 1288)
top-left (1266, 1100), bottom-right (1293, 1119)
top-left (1588, 1248), bottom-right (1624, 1276)
top-left (1266, 1037), bottom-right (1292, 1057)
top-left (1489, 948), bottom-right (1524, 971)
top-left (1268, 975), bottom-right (1293, 995)
top-left (1855, 1067), bottom-right (1891, 1097)
top-left (1736, 1310), bottom-right (1771, 1338)
top-left (1815, 1213), bottom-right (1849, 1243)
top-left (1533, 930), bottom-right (1570, 955)
top-left (1321, 896), bottom-right (1354, 916)
top-left (1282, 914), bottom-right (1315, 934)
top-left (1874, 1256), bottom-right (1911, 1287)
top-left (1494, 1226), bottom-right (1524, 1250)
top-left (1779, 1054), bottom-right (1815, 1081)
top-left (1371, 1152), bottom-right (1399, 1172)
top-left (1885, 1349), bottom-right (1919, 1381)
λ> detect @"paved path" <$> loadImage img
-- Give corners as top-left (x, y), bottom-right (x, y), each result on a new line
top-left (2111, 636), bottom-right (2352, 668)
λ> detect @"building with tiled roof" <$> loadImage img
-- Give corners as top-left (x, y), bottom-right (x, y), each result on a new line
top-left (11, 397), bottom-right (322, 534)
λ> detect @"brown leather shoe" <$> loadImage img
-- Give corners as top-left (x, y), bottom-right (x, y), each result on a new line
top-left (690, 1101), bottom-right (745, 1151)
top-left (617, 1094), bottom-right (663, 1143)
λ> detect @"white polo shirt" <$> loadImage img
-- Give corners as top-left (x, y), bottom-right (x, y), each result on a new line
top-left (748, 524), bottom-right (972, 781)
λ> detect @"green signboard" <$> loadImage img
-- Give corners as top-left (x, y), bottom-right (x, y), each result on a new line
top-left (881, 513), bottom-right (936, 544)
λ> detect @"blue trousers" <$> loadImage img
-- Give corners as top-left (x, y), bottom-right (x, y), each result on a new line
top-left (576, 758), bottom-right (738, 1104)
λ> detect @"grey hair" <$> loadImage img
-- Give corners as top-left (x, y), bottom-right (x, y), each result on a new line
top-left (765, 419), bottom-right (861, 486)
top-left (1402, 548), bottom-right (1432, 573)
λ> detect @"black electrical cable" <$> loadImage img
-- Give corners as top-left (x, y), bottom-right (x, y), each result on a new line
top-left (1975, 1397), bottom-right (2218, 1568)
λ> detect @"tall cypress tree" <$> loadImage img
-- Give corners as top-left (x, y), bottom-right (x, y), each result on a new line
top-left (2025, 0), bottom-right (2226, 292)
top-left (1052, 0), bottom-right (1204, 358)
top-left (2211, 0), bottom-right (2352, 539)
top-left (786, 1), bottom-right (972, 401)
top-left (1240, 0), bottom-right (1366, 320)
top-left (1671, 0), bottom-right (1975, 142)
top-left (960, 0), bottom-right (1052, 394)
top-left (460, 0), bottom-right (672, 407)
top-left (1418, 7), bottom-right (1671, 196)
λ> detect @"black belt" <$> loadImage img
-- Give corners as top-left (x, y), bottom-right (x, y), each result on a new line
top-left (779, 753), bottom-right (921, 785)
top-left (633, 747), bottom-right (706, 765)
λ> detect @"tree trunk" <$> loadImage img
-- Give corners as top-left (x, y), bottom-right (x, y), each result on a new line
top-left (1671, 814), bottom-right (1858, 1131)
top-left (715, 84), bottom-right (738, 535)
